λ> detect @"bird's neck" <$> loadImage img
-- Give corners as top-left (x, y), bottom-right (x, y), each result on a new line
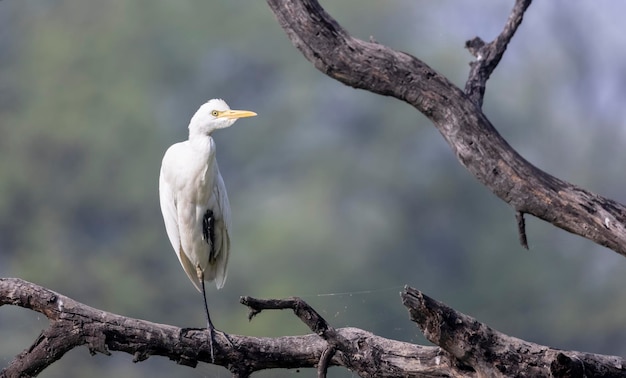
top-left (188, 131), bottom-right (215, 153)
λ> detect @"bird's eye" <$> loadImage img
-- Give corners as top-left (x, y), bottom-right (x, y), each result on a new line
top-left (211, 110), bottom-right (220, 117)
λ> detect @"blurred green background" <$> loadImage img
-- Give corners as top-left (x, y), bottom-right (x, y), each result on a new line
top-left (1, 1), bottom-right (626, 377)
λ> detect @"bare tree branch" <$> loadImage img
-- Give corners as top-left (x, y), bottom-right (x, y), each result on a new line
top-left (3, 278), bottom-right (625, 377)
top-left (464, 0), bottom-right (534, 247)
top-left (0, 278), bottom-right (463, 377)
top-left (0, 278), bottom-right (321, 377)
top-left (265, 0), bottom-right (626, 257)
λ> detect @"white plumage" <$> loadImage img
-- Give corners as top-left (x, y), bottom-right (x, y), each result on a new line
top-left (158, 99), bottom-right (256, 336)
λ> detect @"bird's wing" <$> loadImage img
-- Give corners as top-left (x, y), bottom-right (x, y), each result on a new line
top-left (159, 166), bottom-right (181, 257)
top-left (215, 169), bottom-right (232, 230)
top-left (159, 151), bottom-right (204, 292)
top-left (208, 167), bottom-right (231, 289)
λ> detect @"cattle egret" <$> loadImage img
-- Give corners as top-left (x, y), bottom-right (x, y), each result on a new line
top-left (159, 98), bottom-right (257, 360)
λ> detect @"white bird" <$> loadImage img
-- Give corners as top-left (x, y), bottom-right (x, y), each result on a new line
top-left (159, 98), bottom-right (256, 359)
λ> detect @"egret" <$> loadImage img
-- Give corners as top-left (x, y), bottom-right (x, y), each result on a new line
top-left (159, 98), bottom-right (257, 360)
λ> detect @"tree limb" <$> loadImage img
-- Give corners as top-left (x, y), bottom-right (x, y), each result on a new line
top-left (465, 0), bottom-right (534, 249)
top-left (3, 278), bottom-right (625, 377)
top-left (0, 278), bottom-right (462, 377)
top-left (265, 0), bottom-right (626, 257)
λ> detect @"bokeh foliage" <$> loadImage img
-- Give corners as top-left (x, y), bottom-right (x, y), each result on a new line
top-left (1, 1), bottom-right (626, 377)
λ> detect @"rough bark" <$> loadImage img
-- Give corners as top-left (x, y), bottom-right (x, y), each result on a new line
top-left (403, 287), bottom-right (626, 377)
top-left (2, 278), bottom-right (625, 377)
top-left (0, 278), bottom-right (467, 377)
top-left (265, 0), bottom-right (626, 256)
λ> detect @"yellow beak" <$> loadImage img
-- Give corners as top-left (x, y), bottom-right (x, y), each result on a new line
top-left (219, 109), bottom-right (258, 119)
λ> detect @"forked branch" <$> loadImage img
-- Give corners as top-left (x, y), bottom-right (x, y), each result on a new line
top-left (265, 0), bottom-right (626, 256)
top-left (464, 0), bottom-right (533, 106)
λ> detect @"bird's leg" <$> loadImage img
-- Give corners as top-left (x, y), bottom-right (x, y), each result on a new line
top-left (200, 271), bottom-right (233, 364)
top-left (200, 272), bottom-right (218, 363)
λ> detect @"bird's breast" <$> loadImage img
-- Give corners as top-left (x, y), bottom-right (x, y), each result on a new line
top-left (162, 140), bottom-right (217, 205)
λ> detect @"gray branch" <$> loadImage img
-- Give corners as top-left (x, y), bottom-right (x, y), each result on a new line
top-left (265, 0), bottom-right (626, 257)
top-left (2, 278), bottom-right (625, 377)
top-left (0, 278), bottom-right (458, 377)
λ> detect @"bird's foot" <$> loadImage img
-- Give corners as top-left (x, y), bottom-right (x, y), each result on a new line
top-left (206, 325), bottom-right (234, 363)
top-left (207, 325), bottom-right (216, 363)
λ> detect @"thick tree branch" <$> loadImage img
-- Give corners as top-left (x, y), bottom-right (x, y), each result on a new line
top-left (3, 278), bottom-right (625, 377)
top-left (265, 0), bottom-right (626, 257)
top-left (0, 278), bottom-right (462, 377)
top-left (0, 278), bottom-right (323, 377)
top-left (464, 0), bottom-right (533, 248)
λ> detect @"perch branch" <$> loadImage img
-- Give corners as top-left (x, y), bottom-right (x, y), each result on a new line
top-left (265, 0), bottom-right (626, 257)
top-left (1, 278), bottom-right (463, 377)
top-left (4, 278), bottom-right (625, 377)
top-left (3, 278), bottom-right (625, 377)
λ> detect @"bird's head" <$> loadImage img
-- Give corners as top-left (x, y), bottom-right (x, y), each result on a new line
top-left (188, 99), bottom-right (257, 136)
